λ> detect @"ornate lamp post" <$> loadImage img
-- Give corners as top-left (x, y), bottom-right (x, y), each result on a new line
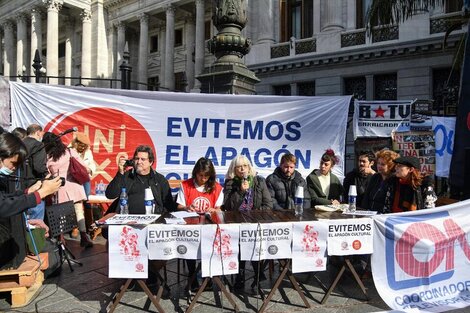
top-left (197, 0), bottom-right (259, 94)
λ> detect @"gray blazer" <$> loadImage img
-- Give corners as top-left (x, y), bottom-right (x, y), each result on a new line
top-left (306, 170), bottom-right (344, 206)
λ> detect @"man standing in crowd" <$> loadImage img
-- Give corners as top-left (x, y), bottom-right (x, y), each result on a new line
top-left (23, 124), bottom-right (48, 220)
top-left (266, 153), bottom-right (311, 210)
top-left (343, 151), bottom-right (375, 205)
top-left (105, 145), bottom-right (175, 214)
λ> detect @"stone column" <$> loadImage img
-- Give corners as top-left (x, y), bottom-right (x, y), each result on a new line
top-left (31, 6), bottom-right (43, 82)
top-left (116, 21), bottom-right (126, 79)
top-left (44, 0), bottom-right (63, 84)
top-left (81, 9), bottom-right (92, 85)
top-left (257, 0), bottom-right (275, 43)
top-left (16, 13), bottom-right (28, 78)
top-left (185, 15), bottom-right (195, 91)
top-left (164, 5), bottom-right (175, 91)
top-left (3, 21), bottom-right (15, 79)
top-left (107, 25), bottom-right (116, 81)
top-left (159, 26), bottom-right (166, 89)
top-left (313, 0), bottom-right (321, 34)
top-left (64, 18), bottom-right (73, 85)
top-left (347, 0), bottom-right (356, 30)
top-left (194, 0), bottom-right (205, 90)
top-left (322, 0), bottom-right (343, 31)
top-left (138, 13), bottom-right (149, 90)
top-left (0, 29), bottom-right (3, 75)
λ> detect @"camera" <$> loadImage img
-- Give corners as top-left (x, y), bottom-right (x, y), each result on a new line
top-left (124, 159), bottom-right (135, 167)
top-left (45, 176), bottom-right (66, 187)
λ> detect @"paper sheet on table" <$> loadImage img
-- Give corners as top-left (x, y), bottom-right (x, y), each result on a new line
top-left (164, 218), bottom-right (186, 224)
top-left (314, 204), bottom-right (348, 212)
top-left (171, 211), bottom-right (199, 218)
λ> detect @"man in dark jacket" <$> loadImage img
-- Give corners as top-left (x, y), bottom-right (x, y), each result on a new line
top-left (343, 152), bottom-right (375, 206)
top-left (23, 124), bottom-right (48, 220)
top-left (266, 153), bottom-right (311, 210)
top-left (105, 145), bottom-right (175, 214)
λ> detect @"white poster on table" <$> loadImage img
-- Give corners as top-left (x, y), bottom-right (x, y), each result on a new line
top-left (327, 218), bottom-right (373, 256)
top-left (201, 224), bottom-right (239, 277)
top-left (292, 221), bottom-right (328, 273)
top-left (371, 200), bottom-right (470, 313)
top-left (108, 225), bottom-right (148, 278)
top-left (147, 224), bottom-right (201, 260)
top-left (239, 222), bottom-right (292, 261)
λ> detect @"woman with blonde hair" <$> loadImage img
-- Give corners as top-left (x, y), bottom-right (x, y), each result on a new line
top-left (362, 149), bottom-right (399, 212)
top-left (223, 155), bottom-right (272, 290)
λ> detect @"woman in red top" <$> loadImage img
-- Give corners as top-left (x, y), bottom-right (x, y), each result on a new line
top-left (176, 157), bottom-right (223, 213)
top-left (176, 157), bottom-right (223, 292)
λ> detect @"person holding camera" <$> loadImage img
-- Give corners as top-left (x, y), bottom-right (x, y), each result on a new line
top-left (105, 145), bottom-right (175, 214)
top-left (1, 132), bottom-right (62, 269)
top-left (42, 132), bottom-right (93, 248)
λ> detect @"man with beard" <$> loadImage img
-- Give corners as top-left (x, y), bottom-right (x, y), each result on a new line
top-left (343, 152), bottom-right (375, 206)
top-left (266, 153), bottom-right (310, 210)
top-left (105, 145), bottom-right (175, 214)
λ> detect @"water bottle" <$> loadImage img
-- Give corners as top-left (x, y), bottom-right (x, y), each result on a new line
top-left (144, 188), bottom-right (154, 215)
top-left (348, 185), bottom-right (357, 213)
top-left (294, 186), bottom-right (304, 216)
top-left (98, 180), bottom-right (105, 195)
top-left (119, 187), bottom-right (129, 214)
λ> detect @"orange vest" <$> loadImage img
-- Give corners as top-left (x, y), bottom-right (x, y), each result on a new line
top-left (181, 179), bottom-right (223, 212)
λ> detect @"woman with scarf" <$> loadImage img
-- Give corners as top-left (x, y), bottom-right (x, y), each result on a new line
top-left (223, 155), bottom-right (272, 290)
top-left (362, 149), bottom-right (400, 213)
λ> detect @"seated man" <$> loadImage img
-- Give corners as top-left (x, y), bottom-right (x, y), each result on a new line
top-left (266, 153), bottom-right (311, 210)
top-left (105, 145), bottom-right (175, 214)
top-left (343, 151), bottom-right (375, 205)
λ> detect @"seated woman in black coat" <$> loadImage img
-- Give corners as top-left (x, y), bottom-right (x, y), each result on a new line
top-left (0, 133), bottom-right (61, 269)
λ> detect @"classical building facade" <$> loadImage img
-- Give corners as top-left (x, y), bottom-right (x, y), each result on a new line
top-left (0, 0), bottom-right (466, 112)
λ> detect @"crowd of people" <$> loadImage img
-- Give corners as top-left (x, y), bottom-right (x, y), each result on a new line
top-left (0, 123), bottom-right (438, 282)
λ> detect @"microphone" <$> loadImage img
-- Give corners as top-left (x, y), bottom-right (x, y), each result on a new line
top-left (243, 173), bottom-right (248, 182)
top-left (58, 127), bottom-right (78, 136)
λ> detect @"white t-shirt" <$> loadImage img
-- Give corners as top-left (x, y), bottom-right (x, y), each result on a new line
top-left (317, 170), bottom-right (331, 198)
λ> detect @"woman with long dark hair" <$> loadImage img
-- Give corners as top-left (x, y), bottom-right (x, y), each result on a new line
top-left (42, 132), bottom-right (93, 247)
top-left (176, 157), bottom-right (223, 213)
top-left (0, 133), bottom-right (61, 269)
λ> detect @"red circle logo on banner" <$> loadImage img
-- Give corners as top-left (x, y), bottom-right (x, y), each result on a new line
top-left (352, 240), bottom-right (362, 250)
top-left (44, 107), bottom-right (155, 185)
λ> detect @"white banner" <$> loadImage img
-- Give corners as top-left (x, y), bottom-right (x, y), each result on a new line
top-left (432, 117), bottom-right (456, 178)
top-left (10, 83), bottom-right (350, 184)
top-left (239, 222), bottom-right (292, 260)
top-left (201, 224), bottom-right (239, 277)
top-left (371, 200), bottom-right (470, 312)
top-left (108, 225), bottom-right (148, 278)
top-left (354, 100), bottom-right (412, 138)
top-left (292, 221), bottom-right (328, 273)
top-left (147, 224), bottom-right (200, 260)
top-left (327, 218), bottom-right (374, 255)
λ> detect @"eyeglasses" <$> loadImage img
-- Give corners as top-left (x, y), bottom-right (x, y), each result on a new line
top-left (76, 141), bottom-right (88, 147)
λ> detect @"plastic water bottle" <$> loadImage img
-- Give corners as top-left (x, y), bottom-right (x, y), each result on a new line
top-left (119, 187), bottom-right (129, 214)
top-left (348, 185), bottom-right (357, 213)
top-left (98, 180), bottom-right (105, 195)
top-left (294, 186), bottom-right (304, 216)
top-left (144, 188), bottom-right (154, 215)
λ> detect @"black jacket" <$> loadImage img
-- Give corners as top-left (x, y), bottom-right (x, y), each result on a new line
top-left (306, 170), bottom-right (344, 206)
top-left (343, 168), bottom-right (373, 205)
top-left (105, 169), bottom-right (175, 214)
top-left (223, 176), bottom-right (273, 211)
top-left (361, 173), bottom-right (388, 212)
top-left (266, 167), bottom-right (311, 210)
top-left (23, 137), bottom-right (48, 186)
